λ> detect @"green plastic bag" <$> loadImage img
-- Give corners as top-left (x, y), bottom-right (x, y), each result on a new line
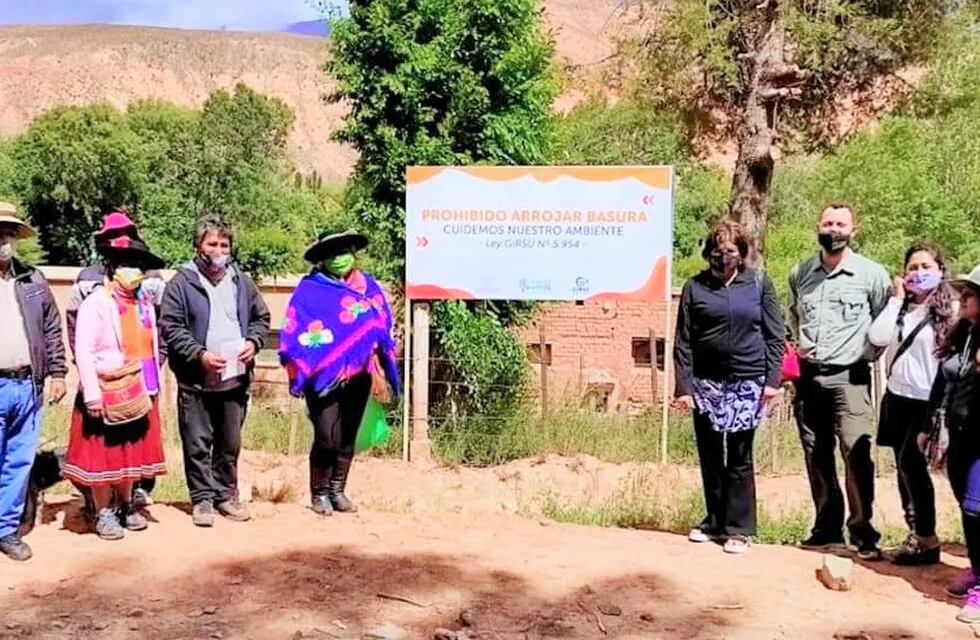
top-left (355, 396), bottom-right (391, 453)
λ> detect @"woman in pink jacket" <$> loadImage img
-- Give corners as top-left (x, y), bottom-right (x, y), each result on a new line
top-left (64, 236), bottom-right (167, 540)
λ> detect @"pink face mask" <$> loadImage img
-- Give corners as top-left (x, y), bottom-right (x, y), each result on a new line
top-left (905, 271), bottom-right (942, 295)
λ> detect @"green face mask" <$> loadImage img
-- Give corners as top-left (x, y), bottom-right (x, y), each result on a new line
top-left (324, 253), bottom-right (355, 277)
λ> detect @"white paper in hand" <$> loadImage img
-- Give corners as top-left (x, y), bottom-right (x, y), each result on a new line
top-left (220, 338), bottom-right (246, 381)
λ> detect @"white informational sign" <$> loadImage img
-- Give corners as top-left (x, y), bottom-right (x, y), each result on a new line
top-left (405, 166), bottom-right (674, 302)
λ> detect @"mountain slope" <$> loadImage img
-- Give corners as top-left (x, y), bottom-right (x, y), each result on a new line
top-left (0, 1), bottom-right (623, 181)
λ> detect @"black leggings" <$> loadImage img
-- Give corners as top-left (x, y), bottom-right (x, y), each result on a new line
top-left (304, 373), bottom-right (371, 489)
top-left (947, 429), bottom-right (980, 574)
top-left (878, 392), bottom-right (936, 537)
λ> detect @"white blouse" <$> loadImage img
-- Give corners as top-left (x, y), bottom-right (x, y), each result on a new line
top-left (868, 296), bottom-right (939, 401)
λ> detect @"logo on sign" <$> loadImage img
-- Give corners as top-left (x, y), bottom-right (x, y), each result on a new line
top-left (519, 278), bottom-right (552, 294)
top-left (572, 277), bottom-right (590, 295)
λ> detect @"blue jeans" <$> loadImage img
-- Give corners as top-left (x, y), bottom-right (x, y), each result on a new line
top-left (0, 378), bottom-right (42, 538)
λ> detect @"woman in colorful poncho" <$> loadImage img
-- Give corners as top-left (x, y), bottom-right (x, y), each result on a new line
top-left (65, 236), bottom-right (168, 541)
top-left (279, 230), bottom-right (400, 516)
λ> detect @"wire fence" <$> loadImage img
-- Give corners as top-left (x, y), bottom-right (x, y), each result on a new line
top-left (208, 341), bottom-right (895, 477)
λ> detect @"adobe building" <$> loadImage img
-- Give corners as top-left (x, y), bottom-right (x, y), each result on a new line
top-left (516, 296), bottom-right (679, 413)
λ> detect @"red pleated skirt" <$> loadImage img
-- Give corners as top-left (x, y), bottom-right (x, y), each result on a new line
top-left (64, 393), bottom-right (167, 487)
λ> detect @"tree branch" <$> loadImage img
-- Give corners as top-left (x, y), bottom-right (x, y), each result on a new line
top-left (761, 63), bottom-right (809, 87)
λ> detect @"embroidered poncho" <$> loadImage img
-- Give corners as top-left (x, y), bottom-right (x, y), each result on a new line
top-left (279, 270), bottom-right (400, 398)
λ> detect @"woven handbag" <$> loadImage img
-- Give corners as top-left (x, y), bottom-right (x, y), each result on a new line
top-left (98, 361), bottom-right (151, 426)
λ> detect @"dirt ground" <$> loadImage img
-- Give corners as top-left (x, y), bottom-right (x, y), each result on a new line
top-left (2, 454), bottom-right (976, 640)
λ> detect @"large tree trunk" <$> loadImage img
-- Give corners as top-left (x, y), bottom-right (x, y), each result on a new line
top-left (728, 2), bottom-right (807, 264)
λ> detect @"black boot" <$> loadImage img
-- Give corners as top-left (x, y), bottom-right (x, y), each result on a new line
top-left (310, 464), bottom-right (332, 516)
top-left (327, 452), bottom-right (357, 513)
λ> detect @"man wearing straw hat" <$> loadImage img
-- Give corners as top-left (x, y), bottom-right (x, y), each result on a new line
top-left (0, 203), bottom-right (67, 561)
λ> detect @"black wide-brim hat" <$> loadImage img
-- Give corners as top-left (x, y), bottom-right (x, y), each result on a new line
top-left (98, 235), bottom-right (166, 270)
top-left (303, 229), bottom-right (369, 264)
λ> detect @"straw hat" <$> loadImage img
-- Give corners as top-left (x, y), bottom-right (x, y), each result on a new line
top-left (0, 202), bottom-right (34, 240)
top-left (952, 265), bottom-right (980, 296)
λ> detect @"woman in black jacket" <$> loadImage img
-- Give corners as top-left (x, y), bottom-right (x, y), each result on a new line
top-left (930, 265), bottom-right (980, 621)
top-left (674, 219), bottom-right (785, 554)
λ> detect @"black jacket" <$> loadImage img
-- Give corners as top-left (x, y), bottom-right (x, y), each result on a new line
top-left (6, 259), bottom-right (67, 391)
top-left (674, 267), bottom-right (785, 396)
top-left (158, 263), bottom-right (270, 391)
top-left (930, 319), bottom-right (980, 433)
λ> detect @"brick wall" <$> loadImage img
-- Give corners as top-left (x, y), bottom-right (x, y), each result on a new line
top-left (517, 293), bottom-right (680, 412)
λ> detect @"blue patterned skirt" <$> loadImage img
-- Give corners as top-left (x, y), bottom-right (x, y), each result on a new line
top-left (692, 376), bottom-right (765, 433)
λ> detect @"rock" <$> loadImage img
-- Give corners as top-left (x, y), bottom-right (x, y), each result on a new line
top-left (210, 633), bottom-right (224, 640)
top-left (203, 605), bottom-right (220, 615)
top-left (93, 621), bottom-right (110, 631)
top-left (639, 613), bottom-right (655, 623)
top-left (457, 611), bottom-right (474, 628)
top-left (817, 555), bottom-right (854, 591)
top-left (51, 621), bottom-right (66, 630)
top-left (973, 624), bottom-right (980, 639)
top-left (597, 603), bottom-right (622, 617)
top-left (433, 630), bottom-right (456, 640)
top-left (128, 622), bottom-right (141, 631)
top-left (127, 608), bottom-right (145, 618)
top-left (31, 587), bottom-right (56, 598)
top-left (363, 623), bottom-right (409, 640)
top-left (229, 577), bottom-right (244, 586)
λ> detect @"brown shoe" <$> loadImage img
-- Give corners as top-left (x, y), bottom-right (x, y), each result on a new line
top-left (217, 500), bottom-right (251, 522)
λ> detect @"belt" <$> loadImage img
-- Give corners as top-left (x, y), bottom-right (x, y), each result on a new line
top-left (0, 366), bottom-right (32, 380)
top-left (800, 361), bottom-right (866, 377)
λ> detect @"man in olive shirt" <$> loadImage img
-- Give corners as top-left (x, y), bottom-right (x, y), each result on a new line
top-left (789, 203), bottom-right (891, 559)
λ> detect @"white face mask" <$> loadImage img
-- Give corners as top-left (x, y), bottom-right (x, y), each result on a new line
top-left (0, 236), bottom-right (14, 261)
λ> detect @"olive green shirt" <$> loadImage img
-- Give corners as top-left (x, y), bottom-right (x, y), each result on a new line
top-left (788, 249), bottom-right (891, 366)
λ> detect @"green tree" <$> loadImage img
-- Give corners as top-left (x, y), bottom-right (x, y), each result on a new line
top-left (325, 0), bottom-right (559, 418)
top-left (327, 0), bottom-right (558, 277)
top-left (11, 86), bottom-right (341, 275)
top-left (627, 0), bottom-right (952, 257)
top-left (12, 105), bottom-right (142, 264)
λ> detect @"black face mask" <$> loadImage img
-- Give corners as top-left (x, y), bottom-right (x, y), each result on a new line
top-left (818, 231), bottom-right (851, 254)
top-left (709, 252), bottom-right (741, 275)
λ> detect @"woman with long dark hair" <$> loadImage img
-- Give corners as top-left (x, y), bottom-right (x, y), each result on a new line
top-left (931, 265), bottom-right (980, 622)
top-left (869, 242), bottom-right (956, 565)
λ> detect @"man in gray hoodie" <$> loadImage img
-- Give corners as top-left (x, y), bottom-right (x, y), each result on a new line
top-left (159, 214), bottom-right (269, 528)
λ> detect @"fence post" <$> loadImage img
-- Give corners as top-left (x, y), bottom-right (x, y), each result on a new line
top-left (648, 328), bottom-right (658, 407)
top-left (539, 320), bottom-right (548, 418)
top-left (287, 398), bottom-right (300, 457)
top-left (411, 303), bottom-right (432, 464)
top-left (659, 297), bottom-right (672, 463)
top-left (768, 416), bottom-right (777, 474)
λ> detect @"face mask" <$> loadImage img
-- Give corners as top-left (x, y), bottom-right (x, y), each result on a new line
top-left (114, 267), bottom-right (144, 290)
top-left (324, 253), bottom-right (355, 277)
top-left (709, 251), bottom-right (741, 275)
top-left (818, 231), bottom-right (851, 254)
top-left (0, 238), bottom-right (13, 261)
top-left (906, 270), bottom-right (943, 296)
top-left (201, 252), bottom-right (230, 270)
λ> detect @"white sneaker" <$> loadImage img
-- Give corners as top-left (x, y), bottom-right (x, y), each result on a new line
top-left (688, 528), bottom-right (712, 543)
top-left (723, 535), bottom-right (751, 554)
